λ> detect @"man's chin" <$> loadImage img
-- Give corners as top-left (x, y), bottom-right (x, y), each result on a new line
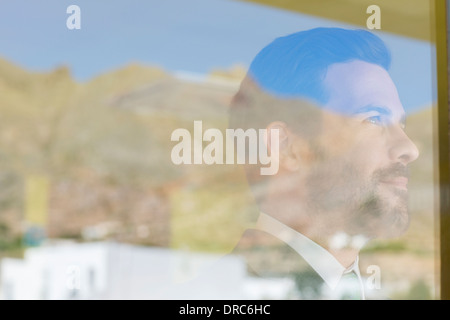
top-left (380, 210), bottom-right (410, 238)
top-left (353, 189), bottom-right (410, 239)
top-left (380, 187), bottom-right (410, 237)
top-left (372, 200), bottom-right (410, 239)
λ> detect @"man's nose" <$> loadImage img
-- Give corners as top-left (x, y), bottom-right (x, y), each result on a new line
top-left (388, 125), bottom-right (420, 165)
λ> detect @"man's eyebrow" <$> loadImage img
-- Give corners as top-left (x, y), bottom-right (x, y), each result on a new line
top-left (352, 105), bottom-right (392, 116)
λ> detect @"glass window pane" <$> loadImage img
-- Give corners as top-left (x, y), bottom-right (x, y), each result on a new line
top-left (0, 0), bottom-right (445, 300)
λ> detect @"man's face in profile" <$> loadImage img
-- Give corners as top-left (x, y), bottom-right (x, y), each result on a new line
top-left (303, 60), bottom-right (419, 239)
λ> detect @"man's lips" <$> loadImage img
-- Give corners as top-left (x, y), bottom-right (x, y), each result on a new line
top-left (380, 176), bottom-right (409, 190)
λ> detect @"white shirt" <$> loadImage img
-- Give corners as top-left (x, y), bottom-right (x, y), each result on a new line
top-left (255, 212), bottom-right (365, 299)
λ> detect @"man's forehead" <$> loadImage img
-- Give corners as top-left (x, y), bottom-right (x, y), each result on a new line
top-left (322, 60), bottom-right (405, 118)
top-left (324, 60), bottom-right (390, 83)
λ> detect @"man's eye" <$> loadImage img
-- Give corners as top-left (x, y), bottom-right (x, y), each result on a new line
top-left (364, 115), bottom-right (383, 125)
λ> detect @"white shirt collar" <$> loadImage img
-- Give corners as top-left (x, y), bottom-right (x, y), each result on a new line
top-left (255, 212), bottom-right (358, 290)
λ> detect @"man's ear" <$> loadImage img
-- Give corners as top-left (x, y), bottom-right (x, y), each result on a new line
top-left (265, 121), bottom-right (309, 172)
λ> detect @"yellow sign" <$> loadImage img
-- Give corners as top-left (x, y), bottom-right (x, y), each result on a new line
top-left (25, 175), bottom-right (49, 226)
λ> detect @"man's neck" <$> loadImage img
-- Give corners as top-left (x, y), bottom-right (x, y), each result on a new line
top-left (259, 202), bottom-right (367, 268)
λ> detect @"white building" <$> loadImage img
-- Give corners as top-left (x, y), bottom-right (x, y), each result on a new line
top-left (0, 241), bottom-right (296, 300)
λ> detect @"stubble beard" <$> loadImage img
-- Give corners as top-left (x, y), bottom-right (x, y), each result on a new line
top-left (305, 161), bottom-right (410, 239)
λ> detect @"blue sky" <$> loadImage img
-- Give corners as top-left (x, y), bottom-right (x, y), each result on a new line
top-left (0, 0), bottom-right (436, 113)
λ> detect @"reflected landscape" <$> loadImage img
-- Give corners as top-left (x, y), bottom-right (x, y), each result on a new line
top-left (0, 0), bottom-right (441, 300)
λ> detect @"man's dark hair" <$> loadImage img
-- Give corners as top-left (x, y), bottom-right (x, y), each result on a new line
top-left (245, 27), bottom-right (391, 105)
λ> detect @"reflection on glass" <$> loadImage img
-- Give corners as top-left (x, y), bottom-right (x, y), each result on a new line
top-left (0, 0), bottom-right (439, 300)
